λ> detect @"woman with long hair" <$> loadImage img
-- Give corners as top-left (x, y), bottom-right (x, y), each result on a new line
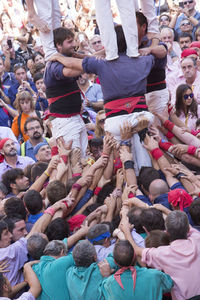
top-left (94, 110), bottom-right (106, 138)
top-left (175, 84), bottom-right (200, 130)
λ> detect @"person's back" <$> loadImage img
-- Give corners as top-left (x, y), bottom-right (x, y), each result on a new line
top-left (101, 265), bottom-right (173, 300)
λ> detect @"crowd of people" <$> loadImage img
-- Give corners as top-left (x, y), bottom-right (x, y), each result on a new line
top-left (0, 0), bottom-right (200, 299)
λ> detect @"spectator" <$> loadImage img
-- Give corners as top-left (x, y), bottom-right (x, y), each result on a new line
top-left (2, 168), bottom-right (29, 197)
top-left (33, 142), bottom-right (51, 163)
top-left (178, 32), bottom-right (193, 50)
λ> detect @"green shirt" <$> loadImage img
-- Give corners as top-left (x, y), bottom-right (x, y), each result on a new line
top-left (32, 253), bottom-right (74, 300)
top-left (101, 266), bottom-right (173, 300)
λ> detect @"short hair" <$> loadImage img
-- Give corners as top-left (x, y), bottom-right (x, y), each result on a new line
top-left (44, 240), bottom-right (67, 256)
top-left (145, 230), bottom-right (170, 248)
top-left (13, 64), bottom-right (26, 73)
top-left (14, 91), bottom-right (35, 113)
top-left (165, 211), bottom-right (189, 241)
top-left (4, 197), bottom-right (27, 220)
top-left (140, 208), bottom-right (165, 231)
top-left (33, 72), bottom-right (44, 84)
top-left (2, 169), bottom-right (24, 194)
top-left (3, 214), bottom-right (24, 233)
top-left (27, 233), bottom-right (48, 259)
top-left (73, 240), bottom-right (96, 267)
top-left (83, 203), bottom-right (102, 216)
top-left (0, 273), bottom-right (7, 297)
top-left (87, 224), bottom-right (110, 245)
top-left (136, 11), bottom-right (148, 34)
top-left (31, 162), bottom-right (48, 183)
top-left (46, 218), bottom-right (70, 241)
top-left (178, 32), bottom-right (193, 42)
top-left (32, 51), bottom-right (44, 63)
top-left (46, 180), bottom-right (66, 205)
top-left (96, 182), bottom-right (115, 205)
top-left (114, 25), bottom-right (127, 53)
top-left (24, 117), bottom-right (44, 132)
top-left (53, 27), bottom-right (74, 48)
top-left (113, 240), bottom-right (135, 267)
top-left (160, 26), bottom-right (174, 39)
top-left (138, 167), bottom-right (161, 193)
top-left (0, 182), bottom-right (8, 196)
top-left (181, 56), bottom-right (197, 67)
top-left (0, 220), bottom-right (8, 241)
top-left (127, 207), bottom-right (145, 234)
top-left (23, 190), bottom-right (43, 215)
top-left (189, 198), bottom-right (200, 226)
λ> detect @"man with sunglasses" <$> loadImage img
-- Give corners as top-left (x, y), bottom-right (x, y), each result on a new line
top-left (173, 0), bottom-right (200, 40)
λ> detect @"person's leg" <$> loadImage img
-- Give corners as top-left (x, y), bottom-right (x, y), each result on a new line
top-left (34, 0), bottom-right (60, 60)
top-left (145, 88), bottom-right (169, 115)
top-left (94, 0), bottom-right (118, 60)
top-left (116, 0), bottom-right (139, 57)
top-left (52, 0), bottom-right (61, 30)
top-left (139, 0), bottom-right (159, 34)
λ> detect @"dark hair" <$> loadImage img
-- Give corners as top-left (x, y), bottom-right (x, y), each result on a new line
top-left (165, 211), bottom-right (189, 241)
top-left (47, 180), bottom-right (66, 205)
top-left (189, 198), bottom-right (200, 225)
top-left (196, 118), bottom-right (200, 128)
top-left (175, 84), bottom-right (197, 118)
top-left (0, 220), bottom-right (8, 241)
top-left (140, 208), bottom-right (165, 231)
top-left (31, 162), bottom-right (48, 182)
top-left (0, 182), bottom-right (8, 196)
top-left (34, 63), bottom-right (45, 75)
top-left (53, 27), bottom-right (74, 48)
top-left (2, 169), bottom-right (24, 194)
top-left (96, 182), bottom-right (115, 205)
top-left (66, 176), bottom-right (81, 195)
top-left (114, 25), bottom-right (127, 53)
top-left (178, 32), bottom-right (193, 42)
top-left (24, 116), bottom-right (44, 132)
top-left (33, 72), bottom-right (44, 84)
top-left (114, 240), bottom-right (135, 267)
top-left (23, 164), bottom-right (34, 183)
top-left (27, 233), bottom-right (48, 259)
top-left (83, 203), bottom-right (102, 216)
top-left (32, 51), bottom-right (44, 63)
top-left (13, 64), bottom-right (26, 73)
top-left (138, 167), bottom-right (161, 193)
top-left (88, 137), bottom-right (103, 148)
top-left (127, 207), bottom-right (145, 234)
top-left (145, 230), bottom-right (170, 248)
top-left (24, 190), bottom-right (43, 215)
top-left (4, 197), bottom-right (27, 220)
top-left (0, 273), bottom-right (7, 297)
top-left (46, 218), bottom-right (70, 241)
top-left (136, 11), bottom-right (148, 34)
top-left (3, 214), bottom-right (24, 233)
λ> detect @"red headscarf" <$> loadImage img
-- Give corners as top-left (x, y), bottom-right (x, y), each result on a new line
top-left (168, 188), bottom-right (193, 211)
top-left (67, 214), bottom-right (86, 232)
top-left (181, 48), bottom-right (198, 58)
top-left (190, 41), bottom-right (200, 49)
top-left (0, 138), bottom-right (11, 150)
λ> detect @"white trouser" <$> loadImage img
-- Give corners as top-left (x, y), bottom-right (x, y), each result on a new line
top-left (34, 0), bottom-right (61, 60)
top-left (145, 88), bottom-right (169, 114)
top-left (95, 0), bottom-right (159, 60)
top-left (104, 111), bottom-right (154, 175)
top-left (51, 115), bottom-right (88, 157)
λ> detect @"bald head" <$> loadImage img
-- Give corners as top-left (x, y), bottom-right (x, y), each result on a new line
top-left (149, 179), bottom-right (169, 200)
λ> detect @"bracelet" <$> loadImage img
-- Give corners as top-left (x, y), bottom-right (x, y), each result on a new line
top-left (120, 140), bottom-right (132, 147)
top-left (72, 183), bottom-right (82, 191)
top-left (94, 187), bottom-right (102, 195)
top-left (187, 145), bottom-right (197, 156)
top-left (166, 131), bottom-right (175, 140)
top-left (62, 200), bottom-right (68, 208)
top-left (128, 192), bottom-right (136, 198)
top-left (150, 148), bottom-right (163, 160)
top-left (124, 160), bottom-right (134, 170)
top-left (164, 120), bottom-right (175, 132)
top-left (51, 146), bottom-right (58, 156)
top-left (44, 170), bottom-right (50, 177)
top-left (72, 173), bottom-right (82, 177)
top-left (101, 153), bottom-right (109, 158)
top-left (159, 139), bottom-right (173, 152)
top-left (174, 172), bottom-right (186, 180)
top-left (61, 155), bottom-right (68, 164)
top-left (44, 207), bottom-right (55, 217)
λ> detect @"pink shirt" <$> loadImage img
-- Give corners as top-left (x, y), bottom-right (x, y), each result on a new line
top-left (167, 70), bottom-right (200, 105)
top-left (141, 228), bottom-right (200, 300)
top-left (178, 105), bottom-right (200, 130)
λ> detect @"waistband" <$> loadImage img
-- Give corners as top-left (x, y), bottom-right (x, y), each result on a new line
top-left (48, 89), bottom-right (81, 105)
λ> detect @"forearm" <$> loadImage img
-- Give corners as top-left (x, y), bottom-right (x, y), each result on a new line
top-left (4, 56), bottom-right (11, 72)
top-left (124, 230), bottom-right (144, 257)
top-left (3, 103), bottom-right (18, 118)
top-left (91, 101), bottom-right (103, 110)
top-left (11, 282), bottom-right (27, 298)
top-left (169, 13), bottom-right (179, 28)
top-left (103, 152), bottom-right (113, 180)
top-left (150, 45), bottom-right (167, 59)
top-left (57, 56), bottom-right (83, 71)
top-left (26, 213), bottom-right (52, 238)
top-left (67, 228), bottom-right (87, 249)
top-left (29, 171), bottom-right (49, 192)
top-left (26, 0), bottom-right (38, 17)
top-left (188, 16), bottom-right (199, 26)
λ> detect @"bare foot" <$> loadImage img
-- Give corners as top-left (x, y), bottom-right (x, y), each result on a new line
top-left (28, 14), bottom-right (50, 33)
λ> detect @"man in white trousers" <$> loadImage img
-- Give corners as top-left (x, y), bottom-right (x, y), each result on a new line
top-left (95, 0), bottom-right (159, 60)
top-left (26, 0), bottom-right (61, 60)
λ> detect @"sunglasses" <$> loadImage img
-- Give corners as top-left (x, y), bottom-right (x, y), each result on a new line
top-left (181, 21), bottom-right (191, 26)
top-left (183, 0), bottom-right (193, 4)
top-left (183, 93), bottom-right (194, 100)
top-left (99, 118), bottom-right (106, 124)
top-left (92, 40), bottom-right (101, 45)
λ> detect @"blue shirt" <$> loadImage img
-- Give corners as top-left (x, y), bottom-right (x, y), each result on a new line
top-left (8, 80), bottom-right (37, 105)
top-left (20, 138), bottom-right (48, 161)
top-left (1, 72), bottom-right (17, 89)
top-left (174, 11), bottom-right (200, 39)
top-left (0, 108), bottom-right (12, 127)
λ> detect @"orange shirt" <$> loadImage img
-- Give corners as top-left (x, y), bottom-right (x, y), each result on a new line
top-left (11, 113), bottom-right (30, 142)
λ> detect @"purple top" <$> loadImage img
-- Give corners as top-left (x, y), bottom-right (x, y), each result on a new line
top-left (1, 292), bottom-right (35, 300)
top-left (82, 54), bottom-right (155, 101)
top-left (0, 155), bottom-right (35, 181)
top-left (0, 238), bottom-right (28, 286)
